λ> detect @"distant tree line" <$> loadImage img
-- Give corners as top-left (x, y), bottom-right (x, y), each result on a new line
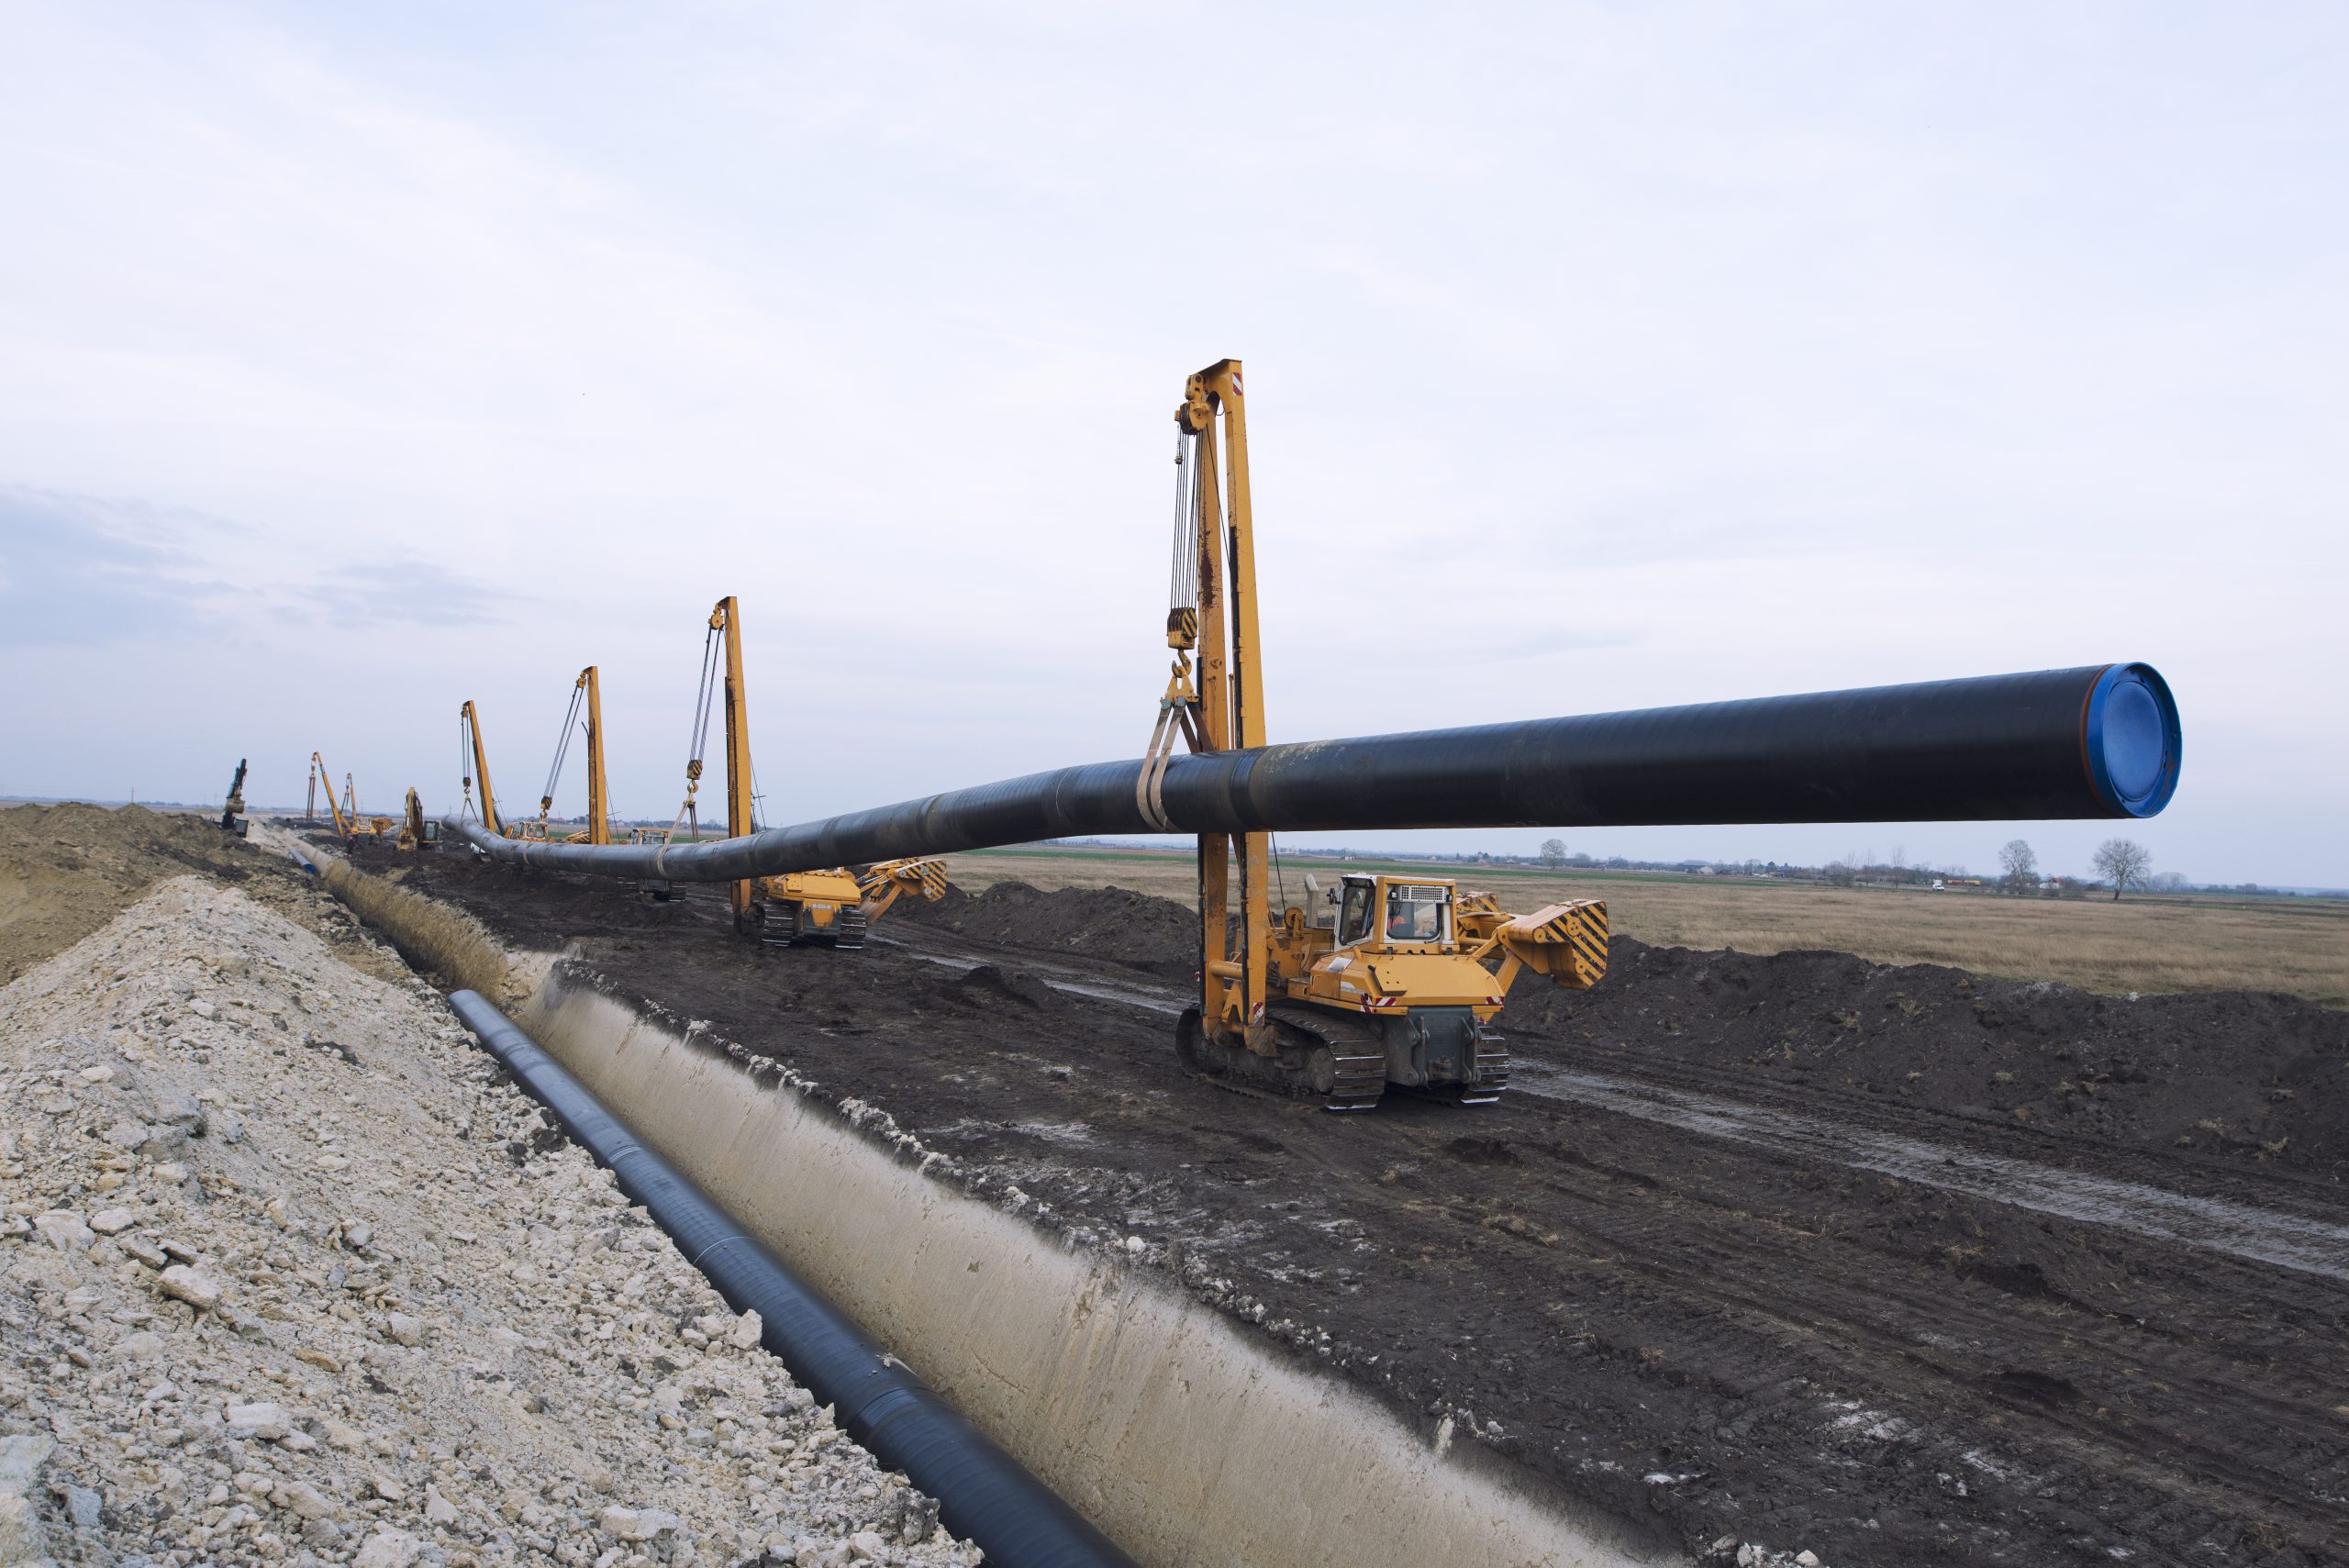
top-left (1264, 837), bottom-right (2321, 901)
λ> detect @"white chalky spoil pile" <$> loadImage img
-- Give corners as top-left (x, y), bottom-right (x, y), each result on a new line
top-left (0, 877), bottom-right (978, 1568)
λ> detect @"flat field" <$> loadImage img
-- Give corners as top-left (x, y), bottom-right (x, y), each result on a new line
top-left (941, 845), bottom-right (2349, 1006)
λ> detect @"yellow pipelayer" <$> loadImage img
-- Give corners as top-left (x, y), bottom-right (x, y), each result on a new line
top-left (1161, 360), bottom-right (1609, 1111)
top-left (687, 596), bottom-right (944, 948)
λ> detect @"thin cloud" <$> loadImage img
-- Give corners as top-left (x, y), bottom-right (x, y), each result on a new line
top-left (298, 562), bottom-right (520, 628)
top-left (0, 484), bottom-right (249, 647)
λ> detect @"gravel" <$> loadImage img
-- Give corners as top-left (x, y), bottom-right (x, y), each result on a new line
top-left (0, 875), bottom-right (980, 1568)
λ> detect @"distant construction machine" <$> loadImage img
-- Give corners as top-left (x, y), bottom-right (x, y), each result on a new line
top-left (461, 687), bottom-right (634, 845)
top-left (528, 667), bottom-right (618, 845)
top-left (1152, 360), bottom-right (1606, 1110)
top-left (677, 595), bottom-right (945, 947)
top-left (218, 758), bottom-right (249, 838)
top-left (309, 752), bottom-right (392, 840)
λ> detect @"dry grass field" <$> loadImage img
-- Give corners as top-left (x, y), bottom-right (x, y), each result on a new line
top-left (941, 845), bottom-right (2349, 1007)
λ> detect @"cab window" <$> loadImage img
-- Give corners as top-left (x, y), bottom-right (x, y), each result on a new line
top-left (1339, 882), bottom-right (1375, 946)
top-left (1384, 884), bottom-right (1449, 944)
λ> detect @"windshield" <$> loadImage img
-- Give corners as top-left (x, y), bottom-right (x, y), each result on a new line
top-left (1339, 882), bottom-right (1375, 945)
top-left (1384, 884), bottom-right (1450, 944)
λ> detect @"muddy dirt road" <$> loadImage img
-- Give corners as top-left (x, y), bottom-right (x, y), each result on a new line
top-left (366, 845), bottom-right (2349, 1567)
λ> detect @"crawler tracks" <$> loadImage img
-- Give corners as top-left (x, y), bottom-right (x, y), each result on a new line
top-left (375, 851), bottom-right (2349, 1568)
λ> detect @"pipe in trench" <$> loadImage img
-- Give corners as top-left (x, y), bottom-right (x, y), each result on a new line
top-left (443, 989), bottom-right (1141, 1568)
top-left (441, 662), bottom-right (2181, 884)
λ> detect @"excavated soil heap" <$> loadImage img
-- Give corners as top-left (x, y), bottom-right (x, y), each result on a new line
top-left (892, 883), bottom-right (1198, 982)
top-left (1521, 939), bottom-right (2349, 1178)
top-left (0, 804), bottom-right (384, 986)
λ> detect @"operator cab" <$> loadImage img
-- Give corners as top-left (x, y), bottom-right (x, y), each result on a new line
top-left (1335, 874), bottom-right (1454, 951)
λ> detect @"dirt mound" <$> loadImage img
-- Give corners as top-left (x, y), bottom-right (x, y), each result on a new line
top-left (940, 963), bottom-right (1064, 1009)
top-left (893, 880), bottom-right (1197, 978)
top-left (1508, 937), bottom-right (2349, 1177)
top-left (0, 802), bottom-right (276, 984)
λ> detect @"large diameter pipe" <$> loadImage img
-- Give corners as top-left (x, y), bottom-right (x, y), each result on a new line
top-left (444, 662), bottom-right (2179, 883)
top-left (444, 989), bottom-right (1141, 1568)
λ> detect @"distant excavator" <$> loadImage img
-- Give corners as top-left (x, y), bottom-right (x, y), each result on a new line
top-left (1152, 361), bottom-right (1606, 1111)
top-left (218, 758), bottom-right (249, 838)
top-left (677, 595), bottom-right (946, 947)
top-left (396, 787), bottom-right (429, 851)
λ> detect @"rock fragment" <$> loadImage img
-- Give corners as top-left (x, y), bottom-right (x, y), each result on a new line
top-left (354, 1529), bottom-right (423, 1568)
top-left (0, 1434), bottom-right (56, 1565)
top-left (226, 1401), bottom-right (292, 1440)
top-left (602, 1505), bottom-right (685, 1541)
top-left (33, 1209), bottom-right (94, 1251)
top-left (156, 1263), bottom-right (223, 1311)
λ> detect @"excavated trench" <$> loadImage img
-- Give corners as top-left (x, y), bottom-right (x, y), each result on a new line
top-left (282, 829), bottom-right (1675, 1568)
top-left (310, 832), bottom-right (2349, 1568)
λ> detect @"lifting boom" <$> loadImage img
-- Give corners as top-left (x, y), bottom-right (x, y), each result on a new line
top-left (459, 700), bottom-right (503, 835)
top-left (529, 667), bottom-right (616, 845)
top-left (312, 751), bottom-right (354, 840)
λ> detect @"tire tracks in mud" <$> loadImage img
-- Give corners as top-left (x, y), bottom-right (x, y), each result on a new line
top-left (1437, 1122), bottom-right (2349, 1556)
top-left (881, 928), bottom-right (2349, 1284)
top-left (880, 922), bottom-right (2349, 1558)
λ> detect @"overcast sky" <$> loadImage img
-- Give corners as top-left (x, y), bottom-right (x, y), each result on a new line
top-left (3, 3), bottom-right (2343, 886)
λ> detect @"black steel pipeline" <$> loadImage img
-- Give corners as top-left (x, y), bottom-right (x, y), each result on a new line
top-left (442, 662), bottom-right (2180, 884)
top-left (443, 990), bottom-right (1139, 1568)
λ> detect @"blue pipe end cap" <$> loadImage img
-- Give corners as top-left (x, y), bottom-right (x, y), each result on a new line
top-left (2085, 663), bottom-right (2181, 817)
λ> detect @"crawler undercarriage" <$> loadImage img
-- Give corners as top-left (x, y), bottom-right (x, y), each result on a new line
top-left (1177, 1001), bottom-right (1509, 1113)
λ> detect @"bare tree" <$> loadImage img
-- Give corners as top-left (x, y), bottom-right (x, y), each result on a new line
top-left (1998, 839), bottom-right (2038, 895)
top-left (2092, 838), bottom-right (2153, 901)
top-left (1539, 837), bottom-right (1566, 869)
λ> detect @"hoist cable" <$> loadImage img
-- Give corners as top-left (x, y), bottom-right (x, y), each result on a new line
top-left (458, 716), bottom-right (475, 823)
top-left (1171, 430), bottom-right (1200, 613)
top-left (688, 627), bottom-right (720, 775)
top-left (542, 682), bottom-right (586, 810)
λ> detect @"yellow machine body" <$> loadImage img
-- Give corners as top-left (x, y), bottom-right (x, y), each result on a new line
top-left (755, 868), bottom-right (866, 934)
top-left (1268, 874), bottom-right (1607, 1019)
